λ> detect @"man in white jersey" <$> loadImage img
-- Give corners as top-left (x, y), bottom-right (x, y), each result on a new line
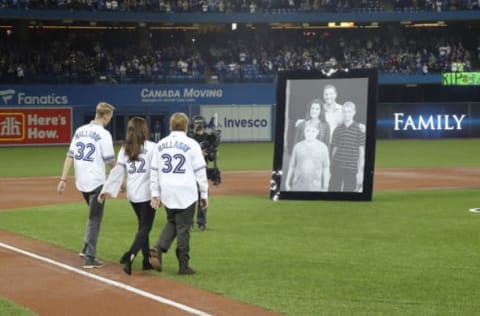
top-left (149, 112), bottom-right (208, 275)
top-left (57, 102), bottom-right (116, 269)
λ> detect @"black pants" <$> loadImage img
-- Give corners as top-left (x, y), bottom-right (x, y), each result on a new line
top-left (156, 202), bottom-right (195, 268)
top-left (129, 201), bottom-right (156, 260)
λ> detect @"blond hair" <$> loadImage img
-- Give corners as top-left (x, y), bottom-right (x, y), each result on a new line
top-left (95, 102), bottom-right (116, 118)
top-left (169, 112), bottom-right (189, 132)
top-left (304, 120), bottom-right (319, 131)
top-left (343, 101), bottom-right (356, 112)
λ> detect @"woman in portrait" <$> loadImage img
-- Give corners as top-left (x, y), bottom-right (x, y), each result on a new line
top-left (293, 97), bottom-right (330, 147)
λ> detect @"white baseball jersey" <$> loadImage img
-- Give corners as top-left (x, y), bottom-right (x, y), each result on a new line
top-left (150, 131), bottom-right (208, 209)
top-left (117, 140), bottom-right (156, 203)
top-left (67, 120), bottom-right (115, 192)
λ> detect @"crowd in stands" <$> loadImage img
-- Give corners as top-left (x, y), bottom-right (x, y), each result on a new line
top-left (1, 0), bottom-right (480, 12)
top-left (393, 0), bottom-right (480, 11)
top-left (0, 26), bottom-right (479, 83)
top-left (209, 27), bottom-right (479, 82)
top-left (0, 28), bottom-right (208, 83)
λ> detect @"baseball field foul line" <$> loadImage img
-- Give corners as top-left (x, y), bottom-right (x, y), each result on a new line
top-left (0, 242), bottom-right (213, 316)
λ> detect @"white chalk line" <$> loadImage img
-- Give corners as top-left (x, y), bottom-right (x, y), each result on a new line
top-left (0, 242), bottom-right (213, 316)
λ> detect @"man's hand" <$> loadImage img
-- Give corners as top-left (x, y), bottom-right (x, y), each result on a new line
top-left (359, 123), bottom-right (366, 133)
top-left (200, 198), bottom-right (208, 209)
top-left (356, 172), bottom-right (363, 188)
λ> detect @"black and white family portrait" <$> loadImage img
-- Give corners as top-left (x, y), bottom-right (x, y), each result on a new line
top-left (271, 70), bottom-right (377, 201)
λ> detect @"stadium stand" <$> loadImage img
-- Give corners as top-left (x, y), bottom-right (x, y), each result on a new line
top-left (0, 0), bottom-right (479, 83)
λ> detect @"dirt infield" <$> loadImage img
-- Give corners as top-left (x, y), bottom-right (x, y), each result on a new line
top-left (1, 168), bottom-right (479, 316)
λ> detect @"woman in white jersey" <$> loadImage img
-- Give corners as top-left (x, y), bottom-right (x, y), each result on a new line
top-left (99, 117), bottom-right (157, 275)
top-left (149, 112), bottom-right (208, 275)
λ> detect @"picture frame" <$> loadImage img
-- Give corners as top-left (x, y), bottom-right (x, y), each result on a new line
top-left (270, 69), bottom-right (378, 201)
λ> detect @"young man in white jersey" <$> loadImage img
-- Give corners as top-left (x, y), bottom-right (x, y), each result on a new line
top-left (98, 117), bottom-right (157, 275)
top-left (149, 112), bottom-right (208, 275)
top-left (57, 102), bottom-right (116, 269)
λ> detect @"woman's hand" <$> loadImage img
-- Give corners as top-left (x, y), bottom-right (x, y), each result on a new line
top-left (150, 197), bottom-right (162, 209)
top-left (295, 119), bottom-right (305, 127)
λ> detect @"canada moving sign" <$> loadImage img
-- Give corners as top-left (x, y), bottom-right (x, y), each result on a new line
top-left (0, 108), bottom-right (72, 145)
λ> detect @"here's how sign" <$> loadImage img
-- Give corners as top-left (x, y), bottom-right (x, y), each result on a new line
top-left (0, 108), bottom-right (72, 145)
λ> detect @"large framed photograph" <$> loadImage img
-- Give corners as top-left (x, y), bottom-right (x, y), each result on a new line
top-left (270, 69), bottom-right (378, 201)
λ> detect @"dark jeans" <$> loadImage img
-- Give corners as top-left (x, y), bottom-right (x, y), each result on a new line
top-left (156, 202), bottom-right (195, 268)
top-left (129, 201), bottom-right (156, 260)
top-left (81, 185), bottom-right (104, 260)
top-left (329, 166), bottom-right (356, 192)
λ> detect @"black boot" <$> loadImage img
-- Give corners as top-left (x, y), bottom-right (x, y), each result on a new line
top-left (178, 266), bottom-right (196, 275)
top-left (142, 257), bottom-right (153, 270)
top-left (123, 252), bottom-right (135, 275)
top-left (176, 248), bottom-right (195, 275)
top-left (119, 251), bottom-right (129, 264)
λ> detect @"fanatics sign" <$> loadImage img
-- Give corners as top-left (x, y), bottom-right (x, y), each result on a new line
top-left (0, 108), bottom-right (72, 146)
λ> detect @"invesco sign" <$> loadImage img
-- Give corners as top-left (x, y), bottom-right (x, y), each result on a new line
top-left (393, 113), bottom-right (466, 131)
top-left (223, 117), bottom-right (268, 128)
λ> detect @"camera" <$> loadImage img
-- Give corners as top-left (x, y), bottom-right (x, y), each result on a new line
top-left (188, 115), bottom-right (222, 185)
top-left (200, 130), bottom-right (221, 161)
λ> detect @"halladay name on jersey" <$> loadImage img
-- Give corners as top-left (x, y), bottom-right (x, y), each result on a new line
top-left (158, 140), bottom-right (191, 153)
top-left (74, 129), bottom-right (102, 141)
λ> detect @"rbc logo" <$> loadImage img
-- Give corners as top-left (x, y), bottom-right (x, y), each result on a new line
top-left (0, 89), bottom-right (15, 105)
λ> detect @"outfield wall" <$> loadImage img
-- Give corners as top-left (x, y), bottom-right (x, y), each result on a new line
top-left (0, 84), bottom-right (479, 145)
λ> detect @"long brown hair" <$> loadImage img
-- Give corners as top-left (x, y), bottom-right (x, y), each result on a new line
top-left (305, 98), bottom-right (326, 121)
top-left (124, 116), bottom-right (149, 160)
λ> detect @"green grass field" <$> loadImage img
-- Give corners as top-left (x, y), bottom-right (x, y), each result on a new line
top-left (1, 139), bottom-right (480, 177)
top-left (0, 297), bottom-right (35, 316)
top-left (1, 139), bottom-right (480, 316)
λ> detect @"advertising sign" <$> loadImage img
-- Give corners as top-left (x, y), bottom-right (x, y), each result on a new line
top-left (200, 105), bottom-right (272, 142)
top-left (442, 72), bottom-right (480, 86)
top-left (0, 108), bottom-right (72, 146)
top-left (376, 103), bottom-right (472, 139)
